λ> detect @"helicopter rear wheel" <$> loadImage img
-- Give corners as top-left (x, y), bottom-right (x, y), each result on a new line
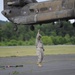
top-left (73, 22), bottom-right (75, 27)
top-left (13, 24), bottom-right (18, 31)
top-left (30, 25), bottom-right (35, 31)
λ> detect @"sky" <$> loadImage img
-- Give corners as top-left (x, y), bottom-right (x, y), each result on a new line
top-left (0, 0), bottom-right (47, 21)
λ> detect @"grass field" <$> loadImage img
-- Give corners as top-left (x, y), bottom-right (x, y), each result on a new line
top-left (0, 45), bottom-right (75, 57)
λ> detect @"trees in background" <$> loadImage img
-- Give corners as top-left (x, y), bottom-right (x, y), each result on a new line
top-left (0, 21), bottom-right (75, 46)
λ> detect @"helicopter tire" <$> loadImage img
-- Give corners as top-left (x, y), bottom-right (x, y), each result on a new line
top-left (73, 22), bottom-right (75, 27)
top-left (13, 24), bottom-right (18, 31)
top-left (30, 25), bottom-right (35, 31)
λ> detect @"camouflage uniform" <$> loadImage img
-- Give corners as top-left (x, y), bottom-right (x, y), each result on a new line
top-left (36, 30), bottom-right (44, 64)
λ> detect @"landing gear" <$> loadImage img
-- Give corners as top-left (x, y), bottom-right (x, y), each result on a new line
top-left (72, 19), bottom-right (75, 27)
top-left (13, 24), bottom-right (18, 31)
top-left (73, 22), bottom-right (75, 27)
top-left (30, 25), bottom-right (35, 31)
top-left (58, 20), bottom-right (63, 28)
top-left (59, 22), bottom-right (63, 28)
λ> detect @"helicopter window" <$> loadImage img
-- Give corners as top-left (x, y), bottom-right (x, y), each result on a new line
top-left (30, 9), bottom-right (35, 12)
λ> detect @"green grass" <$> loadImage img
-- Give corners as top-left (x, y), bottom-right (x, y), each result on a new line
top-left (0, 45), bottom-right (75, 57)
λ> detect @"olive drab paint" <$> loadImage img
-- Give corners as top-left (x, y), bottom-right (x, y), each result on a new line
top-left (2, 0), bottom-right (75, 25)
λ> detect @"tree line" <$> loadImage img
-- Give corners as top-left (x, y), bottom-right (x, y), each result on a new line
top-left (0, 21), bottom-right (75, 46)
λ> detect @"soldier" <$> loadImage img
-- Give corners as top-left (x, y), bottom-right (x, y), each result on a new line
top-left (36, 29), bottom-right (44, 67)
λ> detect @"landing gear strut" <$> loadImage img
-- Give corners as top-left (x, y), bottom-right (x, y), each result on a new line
top-left (13, 24), bottom-right (18, 31)
top-left (73, 22), bottom-right (75, 27)
top-left (73, 19), bottom-right (75, 27)
top-left (58, 20), bottom-right (63, 28)
top-left (30, 25), bottom-right (35, 31)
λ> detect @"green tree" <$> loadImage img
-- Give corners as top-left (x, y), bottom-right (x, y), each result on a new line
top-left (42, 36), bottom-right (53, 45)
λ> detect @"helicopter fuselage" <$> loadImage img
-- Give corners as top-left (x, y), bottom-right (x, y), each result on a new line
top-left (2, 0), bottom-right (75, 25)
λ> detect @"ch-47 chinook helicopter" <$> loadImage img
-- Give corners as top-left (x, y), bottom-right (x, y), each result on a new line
top-left (1, 0), bottom-right (75, 31)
